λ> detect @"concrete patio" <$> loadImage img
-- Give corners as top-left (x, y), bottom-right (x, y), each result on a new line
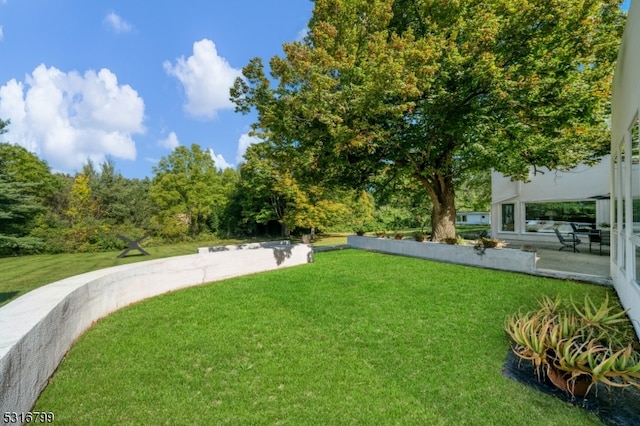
top-left (501, 238), bottom-right (611, 285)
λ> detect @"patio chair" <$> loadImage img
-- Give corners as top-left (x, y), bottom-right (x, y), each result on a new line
top-left (589, 229), bottom-right (610, 255)
top-left (588, 230), bottom-right (601, 254)
top-left (554, 228), bottom-right (581, 253)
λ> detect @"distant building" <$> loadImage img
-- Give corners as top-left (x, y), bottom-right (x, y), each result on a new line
top-left (455, 211), bottom-right (490, 226)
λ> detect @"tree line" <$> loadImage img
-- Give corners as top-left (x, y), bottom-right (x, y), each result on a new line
top-left (3, 117), bottom-right (485, 256)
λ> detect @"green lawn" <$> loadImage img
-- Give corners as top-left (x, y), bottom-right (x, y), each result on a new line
top-left (0, 237), bottom-right (258, 307)
top-left (31, 250), bottom-right (609, 425)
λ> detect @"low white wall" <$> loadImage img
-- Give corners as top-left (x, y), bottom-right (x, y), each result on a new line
top-left (0, 243), bottom-right (312, 417)
top-left (196, 240), bottom-right (290, 254)
top-left (347, 236), bottom-right (537, 274)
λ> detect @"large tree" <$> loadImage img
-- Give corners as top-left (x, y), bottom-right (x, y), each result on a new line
top-left (231, 0), bottom-right (624, 240)
top-left (150, 144), bottom-right (229, 239)
top-left (0, 121), bottom-right (49, 254)
top-left (82, 158), bottom-right (154, 228)
top-left (234, 142), bottom-right (375, 238)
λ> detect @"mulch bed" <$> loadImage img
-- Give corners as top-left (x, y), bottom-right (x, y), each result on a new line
top-left (502, 350), bottom-right (640, 426)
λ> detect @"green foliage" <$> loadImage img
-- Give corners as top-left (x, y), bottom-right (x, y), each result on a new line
top-left (64, 174), bottom-right (97, 227)
top-left (0, 139), bottom-right (52, 255)
top-left (83, 159), bottom-right (154, 228)
top-left (230, 142), bottom-right (375, 237)
top-left (231, 0), bottom-right (624, 240)
top-left (455, 171), bottom-right (491, 212)
top-left (150, 144), bottom-right (231, 240)
top-left (505, 294), bottom-right (640, 396)
top-left (0, 142), bottom-right (57, 202)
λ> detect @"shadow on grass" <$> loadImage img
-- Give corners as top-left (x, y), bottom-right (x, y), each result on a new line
top-left (0, 291), bottom-right (19, 305)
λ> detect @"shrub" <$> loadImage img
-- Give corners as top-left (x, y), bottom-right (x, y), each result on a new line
top-left (505, 295), bottom-right (640, 397)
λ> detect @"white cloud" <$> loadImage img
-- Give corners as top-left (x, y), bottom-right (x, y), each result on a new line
top-left (0, 64), bottom-right (145, 173)
top-left (0, 26), bottom-right (4, 42)
top-left (157, 131), bottom-right (179, 150)
top-left (236, 133), bottom-right (260, 163)
top-left (208, 148), bottom-right (233, 170)
top-left (163, 39), bottom-right (241, 120)
top-left (296, 27), bottom-right (309, 42)
top-left (104, 12), bottom-right (132, 34)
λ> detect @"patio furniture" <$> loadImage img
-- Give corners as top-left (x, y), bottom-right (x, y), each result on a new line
top-left (589, 229), bottom-right (611, 255)
top-left (554, 228), bottom-right (581, 253)
top-left (570, 222), bottom-right (595, 234)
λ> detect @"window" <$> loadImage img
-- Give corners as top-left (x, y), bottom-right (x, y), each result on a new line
top-left (502, 204), bottom-right (515, 232)
top-left (525, 201), bottom-right (595, 233)
top-left (620, 142), bottom-right (627, 270)
top-left (632, 116), bottom-right (640, 235)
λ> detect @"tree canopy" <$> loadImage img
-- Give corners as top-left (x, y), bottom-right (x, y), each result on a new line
top-left (231, 0), bottom-right (625, 240)
top-left (150, 144), bottom-right (231, 240)
top-left (0, 121), bottom-right (49, 254)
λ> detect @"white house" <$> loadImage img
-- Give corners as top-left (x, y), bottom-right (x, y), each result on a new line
top-left (455, 211), bottom-right (490, 226)
top-left (490, 162), bottom-right (611, 244)
top-left (611, 0), bottom-right (640, 338)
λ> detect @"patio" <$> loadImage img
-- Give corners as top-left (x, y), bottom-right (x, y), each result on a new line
top-left (501, 238), bottom-right (611, 285)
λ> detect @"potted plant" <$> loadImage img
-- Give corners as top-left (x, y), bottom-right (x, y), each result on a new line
top-left (414, 232), bottom-right (426, 242)
top-left (478, 237), bottom-right (505, 249)
top-left (376, 231), bottom-right (387, 238)
top-left (442, 235), bottom-right (466, 245)
top-left (505, 295), bottom-right (640, 397)
top-left (474, 237), bottom-right (505, 254)
top-left (355, 229), bottom-right (366, 236)
top-left (442, 236), bottom-right (457, 245)
top-left (394, 232), bottom-right (404, 240)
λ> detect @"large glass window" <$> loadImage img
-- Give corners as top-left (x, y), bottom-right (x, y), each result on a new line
top-left (525, 201), bottom-right (595, 233)
top-left (501, 204), bottom-right (515, 232)
top-left (620, 143), bottom-right (627, 270)
top-left (632, 117), bottom-right (640, 235)
top-left (635, 245), bottom-right (640, 284)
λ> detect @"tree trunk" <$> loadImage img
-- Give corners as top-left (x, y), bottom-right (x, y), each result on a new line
top-left (281, 223), bottom-right (290, 239)
top-left (430, 188), bottom-right (456, 242)
top-left (416, 170), bottom-right (456, 242)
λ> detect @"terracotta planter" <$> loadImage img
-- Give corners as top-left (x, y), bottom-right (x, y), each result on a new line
top-left (546, 366), bottom-right (592, 397)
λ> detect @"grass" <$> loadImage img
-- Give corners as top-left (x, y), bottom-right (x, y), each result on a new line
top-left (31, 249), bottom-right (610, 425)
top-left (0, 238), bottom-right (249, 307)
top-left (0, 226), bottom-right (485, 307)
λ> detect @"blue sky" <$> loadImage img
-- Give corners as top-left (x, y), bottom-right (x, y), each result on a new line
top-left (0, 1), bottom-right (631, 179)
top-left (0, 0), bottom-right (313, 178)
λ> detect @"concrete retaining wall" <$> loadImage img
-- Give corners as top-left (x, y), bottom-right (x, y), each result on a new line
top-left (347, 236), bottom-right (537, 274)
top-left (196, 240), bottom-right (290, 254)
top-left (0, 243), bottom-right (312, 416)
